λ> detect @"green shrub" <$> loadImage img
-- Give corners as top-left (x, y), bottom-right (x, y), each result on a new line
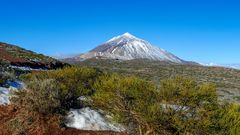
top-left (0, 60), bottom-right (16, 86)
top-left (90, 75), bottom-right (224, 135)
top-left (9, 67), bottom-right (99, 134)
top-left (0, 59), bottom-right (9, 71)
top-left (218, 103), bottom-right (240, 135)
top-left (20, 66), bottom-right (99, 110)
top-left (12, 79), bottom-right (61, 115)
top-left (91, 74), bottom-right (161, 135)
top-left (9, 79), bottom-right (62, 134)
top-left (0, 73), bottom-right (10, 86)
top-left (159, 76), bottom-right (219, 134)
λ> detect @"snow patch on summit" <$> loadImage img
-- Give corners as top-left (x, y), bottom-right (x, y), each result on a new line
top-left (107, 32), bottom-right (136, 43)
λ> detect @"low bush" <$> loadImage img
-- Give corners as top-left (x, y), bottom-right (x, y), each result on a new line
top-left (91, 74), bottom-right (160, 135)
top-left (11, 79), bottom-right (61, 115)
top-left (90, 75), bottom-right (240, 135)
top-left (9, 67), bottom-right (100, 134)
top-left (0, 60), bottom-right (12, 86)
top-left (158, 76), bottom-right (219, 134)
top-left (8, 78), bottom-right (63, 135)
top-left (20, 66), bottom-right (99, 110)
top-left (218, 103), bottom-right (240, 135)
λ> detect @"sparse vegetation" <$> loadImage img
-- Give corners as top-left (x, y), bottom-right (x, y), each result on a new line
top-left (78, 59), bottom-right (240, 103)
top-left (91, 74), bottom-right (160, 134)
top-left (1, 43), bottom-right (55, 62)
top-left (90, 74), bottom-right (235, 135)
top-left (12, 79), bottom-right (61, 115)
top-left (8, 67), bottom-right (99, 134)
top-left (19, 67), bottom-right (99, 111)
top-left (0, 43), bottom-right (68, 69)
top-left (218, 103), bottom-right (240, 135)
top-left (2, 66), bottom-right (239, 135)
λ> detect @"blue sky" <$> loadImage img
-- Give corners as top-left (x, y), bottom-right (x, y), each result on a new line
top-left (0, 0), bottom-right (240, 64)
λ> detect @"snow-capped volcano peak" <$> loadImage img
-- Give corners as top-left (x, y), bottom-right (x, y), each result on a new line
top-left (72, 33), bottom-right (186, 63)
top-left (107, 32), bottom-right (138, 43)
top-left (122, 32), bottom-right (135, 37)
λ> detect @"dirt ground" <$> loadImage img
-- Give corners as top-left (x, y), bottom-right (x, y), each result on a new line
top-left (0, 105), bottom-right (128, 135)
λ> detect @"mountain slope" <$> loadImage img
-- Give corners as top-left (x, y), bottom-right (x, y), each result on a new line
top-left (68, 33), bottom-right (188, 63)
top-left (0, 42), bottom-right (67, 69)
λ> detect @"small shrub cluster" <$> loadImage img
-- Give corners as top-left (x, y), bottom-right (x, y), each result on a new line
top-left (218, 103), bottom-right (240, 135)
top-left (9, 67), bottom-right (99, 134)
top-left (0, 60), bottom-right (14, 86)
top-left (19, 66), bottom-right (99, 110)
top-left (12, 79), bottom-right (61, 115)
top-left (91, 74), bottom-right (160, 134)
top-left (158, 77), bottom-right (219, 134)
top-left (91, 75), bottom-right (240, 135)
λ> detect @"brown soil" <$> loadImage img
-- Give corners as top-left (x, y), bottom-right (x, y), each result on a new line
top-left (0, 105), bottom-right (128, 135)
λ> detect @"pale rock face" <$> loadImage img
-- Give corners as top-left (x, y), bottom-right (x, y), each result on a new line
top-left (65, 107), bottom-right (124, 132)
top-left (73, 33), bottom-right (185, 63)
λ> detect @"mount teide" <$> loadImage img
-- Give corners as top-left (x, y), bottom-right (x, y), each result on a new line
top-left (64, 33), bottom-right (195, 64)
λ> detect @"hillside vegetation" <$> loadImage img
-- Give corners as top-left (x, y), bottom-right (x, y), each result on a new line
top-left (0, 42), bottom-right (67, 69)
top-left (77, 59), bottom-right (240, 103)
top-left (1, 66), bottom-right (239, 135)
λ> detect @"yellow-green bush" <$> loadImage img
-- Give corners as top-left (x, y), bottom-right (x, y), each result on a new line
top-left (0, 60), bottom-right (12, 86)
top-left (218, 103), bottom-right (240, 135)
top-left (90, 75), bottom-right (233, 135)
top-left (159, 76), bottom-right (219, 134)
top-left (91, 74), bottom-right (160, 135)
top-left (9, 79), bottom-right (62, 135)
top-left (12, 79), bottom-right (61, 115)
top-left (20, 66), bottom-right (99, 110)
top-left (9, 67), bottom-right (100, 134)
